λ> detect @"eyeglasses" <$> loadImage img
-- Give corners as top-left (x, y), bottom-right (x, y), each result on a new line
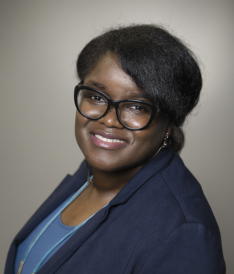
top-left (74, 85), bottom-right (159, 130)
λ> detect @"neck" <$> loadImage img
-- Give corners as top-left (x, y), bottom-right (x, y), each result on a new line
top-left (90, 165), bottom-right (142, 195)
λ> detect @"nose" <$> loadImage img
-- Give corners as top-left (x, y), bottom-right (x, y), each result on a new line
top-left (98, 106), bottom-right (123, 129)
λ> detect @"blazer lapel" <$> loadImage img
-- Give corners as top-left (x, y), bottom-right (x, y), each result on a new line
top-left (109, 147), bottom-right (175, 207)
top-left (37, 204), bottom-right (109, 274)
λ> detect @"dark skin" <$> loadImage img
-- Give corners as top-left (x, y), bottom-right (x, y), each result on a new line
top-left (61, 53), bottom-right (171, 226)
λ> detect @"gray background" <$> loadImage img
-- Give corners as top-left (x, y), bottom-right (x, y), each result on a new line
top-left (1, 0), bottom-right (233, 273)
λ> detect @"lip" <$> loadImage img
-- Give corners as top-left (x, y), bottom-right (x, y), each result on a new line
top-left (92, 130), bottom-right (126, 141)
top-left (90, 130), bottom-right (127, 149)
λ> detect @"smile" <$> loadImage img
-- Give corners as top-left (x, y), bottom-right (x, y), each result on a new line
top-left (91, 132), bottom-right (127, 149)
top-left (94, 134), bottom-right (125, 143)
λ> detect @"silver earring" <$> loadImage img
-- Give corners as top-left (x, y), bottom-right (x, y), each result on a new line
top-left (161, 132), bottom-right (169, 149)
top-left (151, 132), bottom-right (170, 160)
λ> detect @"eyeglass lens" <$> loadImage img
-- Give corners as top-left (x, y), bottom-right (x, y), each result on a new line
top-left (77, 88), bottom-right (152, 129)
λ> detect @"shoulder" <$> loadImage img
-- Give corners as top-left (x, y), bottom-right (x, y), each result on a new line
top-left (133, 151), bottom-right (226, 272)
top-left (138, 222), bottom-right (226, 274)
top-left (122, 153), bottom-right (226, 273)
top-left (156, 152), bottom-right (221, 237)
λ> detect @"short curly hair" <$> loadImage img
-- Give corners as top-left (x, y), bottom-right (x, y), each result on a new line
top-left (77, 24), bottom-right (202, 128)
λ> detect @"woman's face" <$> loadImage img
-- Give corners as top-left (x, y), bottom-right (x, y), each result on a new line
top-left (75, 53), bottom-right (168, 173)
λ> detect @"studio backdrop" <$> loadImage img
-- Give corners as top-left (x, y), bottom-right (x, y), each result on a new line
top-left (0, 0), bottom-right (233, 273)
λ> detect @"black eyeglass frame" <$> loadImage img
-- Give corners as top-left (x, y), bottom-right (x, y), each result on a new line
top-left (74, 85), bottom-right (159, 131)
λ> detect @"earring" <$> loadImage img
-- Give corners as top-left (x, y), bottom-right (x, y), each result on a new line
top-left (151, 132), bottom-right (170, 160)
top-left (85, 160), bottom-right (92, 185)
top-left (161, 132), bottom-right (169, 149)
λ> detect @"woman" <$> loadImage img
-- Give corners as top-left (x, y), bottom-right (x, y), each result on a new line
top-left (5, 24), bottom-right (225, 274)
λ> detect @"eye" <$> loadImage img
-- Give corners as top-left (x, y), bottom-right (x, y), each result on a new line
top-left (83, 90), bottom-right (107, 104)
top-left (90, 94), bottom-right (105, 102)
top-left (130, 105), bottom-right (145, 111)
top-left (127, 104), bottom-right (150, 113)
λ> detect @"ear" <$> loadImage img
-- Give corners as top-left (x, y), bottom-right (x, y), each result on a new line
top-left (166, 121), bottom-right (174, 136)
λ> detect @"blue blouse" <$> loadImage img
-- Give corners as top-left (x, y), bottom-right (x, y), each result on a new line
top-left (14, 195), bottom-right (75, 274)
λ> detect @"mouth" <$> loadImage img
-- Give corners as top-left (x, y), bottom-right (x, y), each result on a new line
top-left (94, 134), bottom-right (125, 143)
top-left (91, 130), bottom-right (127, 149)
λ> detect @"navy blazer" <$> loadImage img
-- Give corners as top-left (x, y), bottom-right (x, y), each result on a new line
top-left (5, 147), bottom-right (226, 273)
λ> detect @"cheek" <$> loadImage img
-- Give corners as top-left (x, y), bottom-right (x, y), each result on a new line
top-left (134, 119), bottom-right (167, 154)
top-left (134, 131), bottom-right (160, 157)
top-left (75, 112), bottom-right (81, 140)
top-left (75, 112), bottom-right (89, 152)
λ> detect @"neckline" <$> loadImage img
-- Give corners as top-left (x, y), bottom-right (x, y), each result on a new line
top-left (59, 213), bottom-right (76, 229)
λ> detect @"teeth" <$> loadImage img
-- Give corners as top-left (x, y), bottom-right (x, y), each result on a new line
top-left (94, 134), bottom-right (125, 143)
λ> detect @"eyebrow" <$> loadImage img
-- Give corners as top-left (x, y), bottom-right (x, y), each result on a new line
top-left (86, 80), bottom-right (106, 90)
top-left (85, 80), bottom-right (149, 101)
top-left (129, 92), bottom-right (149, 100)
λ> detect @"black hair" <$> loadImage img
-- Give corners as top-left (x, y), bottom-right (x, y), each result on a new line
top-left (76, 24), bottom-right (202, 152)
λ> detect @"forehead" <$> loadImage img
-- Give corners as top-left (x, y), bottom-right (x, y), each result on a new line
top-left (83, 54), bottom-right (147, 101)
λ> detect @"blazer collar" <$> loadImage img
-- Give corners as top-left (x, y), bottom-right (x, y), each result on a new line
top-left (67, 147), bottom-right (175, 210)
top-left (71, 147), bottom-right (175, 208)
top-left (108, 146), bottom-right (175, 207)
top-left (15, 175), bottom-right (85, 242)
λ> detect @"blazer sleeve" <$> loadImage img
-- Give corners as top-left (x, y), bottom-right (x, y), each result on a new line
top-left (139, 223), bottom-right (226, 274)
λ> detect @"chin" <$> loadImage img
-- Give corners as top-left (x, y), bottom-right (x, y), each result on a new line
top-left (87, 156), bottom-right (145, 174)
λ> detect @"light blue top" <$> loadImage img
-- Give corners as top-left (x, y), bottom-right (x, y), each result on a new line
top-left (14, 194), bottom-right (76, 274)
